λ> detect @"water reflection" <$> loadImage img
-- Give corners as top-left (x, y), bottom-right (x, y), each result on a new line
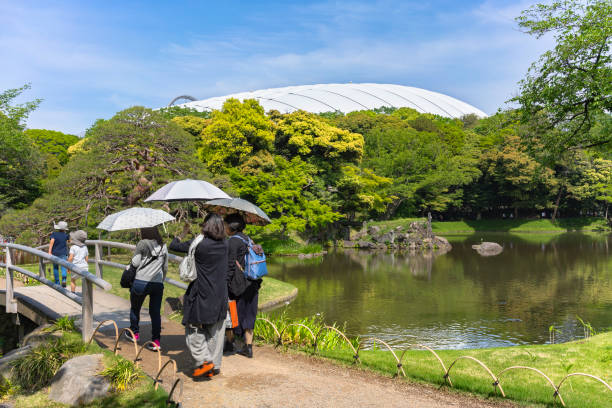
top-left (268, 233), bottom-right (612, 349)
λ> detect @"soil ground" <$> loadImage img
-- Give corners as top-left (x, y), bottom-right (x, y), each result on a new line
top-left (94, 319), bottom-right (518, 408)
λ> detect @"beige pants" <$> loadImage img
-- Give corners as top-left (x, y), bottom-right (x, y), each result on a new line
top-left (185, 319), bottom-right (225, 368)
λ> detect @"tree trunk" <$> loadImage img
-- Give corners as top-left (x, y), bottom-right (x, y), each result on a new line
top-left (552, 186), bottom-right (564, 223)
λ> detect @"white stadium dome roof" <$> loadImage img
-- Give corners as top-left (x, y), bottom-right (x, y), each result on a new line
top-left (176, 83), bottom-right (487, 118)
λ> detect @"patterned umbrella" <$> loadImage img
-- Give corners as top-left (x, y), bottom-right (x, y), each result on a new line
top-left (96, 207), bottom-right (175, 231)
top-left (202, 198), bottom-right (271, 226)
top-left (144, 179), bottom-right (230, 202)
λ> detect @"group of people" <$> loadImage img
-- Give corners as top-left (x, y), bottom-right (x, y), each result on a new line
top-left (49, 212), bottom-right (260, 379)
top-left (126, 212), bottom-right (260, 378)
top-left (48, 221), bottom-right (89, 293)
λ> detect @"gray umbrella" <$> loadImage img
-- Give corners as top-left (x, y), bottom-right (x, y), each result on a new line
top-left (144, 179), bottom-right (231, 202)
top-left (96, 207), bottom-right (175, 231)
top-left (203, 198), bottom-right (271, 226)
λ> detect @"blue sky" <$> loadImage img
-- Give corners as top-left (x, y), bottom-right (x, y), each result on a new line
top-left (0, 0), bottom-right (553, 135)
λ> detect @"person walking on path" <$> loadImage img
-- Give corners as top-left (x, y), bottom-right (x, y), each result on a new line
top-left (225, 213), bottom-right (262, 359)
top-left (169, 214), bottom-right (228, 378)
top-left (67, 230), bottom-right (88, 294)
top-left (48, 221), bottom-right (70, 287)
top-left (126, 227), bottom-right (168, 352)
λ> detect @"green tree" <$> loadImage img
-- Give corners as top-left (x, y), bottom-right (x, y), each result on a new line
top-left (230, 156), bottom-right (341, 236)
top-left (0, 85), bottom-right (44, 213)
top-left (0, 107), bottom-right (207, 243)
top-left (274, 110), bottom-right (363, 165)
top-left (481, 134), bottom-right (558, 216)
top-left (25, 129), bottom-right (79, 165)
top-left (513, 0), bottom-right (612, 154)
top-left (335, 165), bottom-right (392, 221)
top-left (199, 99), bottom-right (274, 174)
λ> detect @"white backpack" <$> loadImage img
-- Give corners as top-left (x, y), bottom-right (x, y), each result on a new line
top-left (179, 234), bottom-right (203, 282)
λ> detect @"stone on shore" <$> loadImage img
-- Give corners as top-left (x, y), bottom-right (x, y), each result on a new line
top-left (0, 345), bottom-right (31, 380)
top-left (472, 242), bottom-right (503, 256)
top-left (48, 354), bottom-right (110, 406)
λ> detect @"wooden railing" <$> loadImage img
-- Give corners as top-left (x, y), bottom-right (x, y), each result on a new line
top-left (37, 240), bottom-right (188, 290)
top-left (0, 243), bottom-right (112, 341)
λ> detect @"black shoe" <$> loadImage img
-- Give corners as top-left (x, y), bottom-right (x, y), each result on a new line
top-left (223, 341), bottom-right (234, 354)
top-left (237, 344), bottom-right (253, 358)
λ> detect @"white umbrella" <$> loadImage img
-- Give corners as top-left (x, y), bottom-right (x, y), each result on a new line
top-left (144, 179), bottom-right (231, 202)
top-left (97, 207), bottom-right (175, 231)
top-left (202, 198), bottom-right (271, 226)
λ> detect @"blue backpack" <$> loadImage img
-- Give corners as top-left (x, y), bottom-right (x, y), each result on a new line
top-left (231, 235), bottom-right (268, 280)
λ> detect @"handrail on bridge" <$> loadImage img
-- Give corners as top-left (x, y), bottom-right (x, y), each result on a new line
top-left (38, 240), bottom-right (188, 290)
top-left (1, 242), bottom-right (112, 342)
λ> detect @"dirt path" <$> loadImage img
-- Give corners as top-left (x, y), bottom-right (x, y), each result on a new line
top-left (95, 318), bottom-right (518, 408)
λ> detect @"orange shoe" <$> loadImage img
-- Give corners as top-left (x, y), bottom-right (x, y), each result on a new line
top-left (193, 361), bottom-right (214, 377)
top-left (205, 368), bottom-right (221, 378)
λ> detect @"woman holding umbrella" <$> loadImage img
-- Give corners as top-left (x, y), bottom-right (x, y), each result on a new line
top-left (170, 214), bottom-right (228, 378)
top-left (96, 207), bottom-right (175, 351)
top-left (126, 227), bottom-right (168, 351)
top-left (225, 213), bottom-right (261, 358)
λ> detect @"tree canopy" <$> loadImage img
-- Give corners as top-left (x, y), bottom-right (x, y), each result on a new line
top-left (513, 0), bottom-right (612, 155)
top-left (0, 85), bottom-right (44, 214)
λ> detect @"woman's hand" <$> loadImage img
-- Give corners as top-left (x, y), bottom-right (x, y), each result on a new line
top-left (177, 222), bottom-right (191, 240)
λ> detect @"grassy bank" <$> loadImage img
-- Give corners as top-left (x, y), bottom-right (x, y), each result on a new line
top-left (255, 314), bottom-right (612, 408)
top-left (367, 217), bottom-right (610, 234)
top-left (17, 259), bottom-right (297, 313)
top-left (258, 237), bottom-right (323, 256)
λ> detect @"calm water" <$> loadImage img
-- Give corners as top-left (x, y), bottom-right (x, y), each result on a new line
top-left (268, 233), bottom-right (612, 349)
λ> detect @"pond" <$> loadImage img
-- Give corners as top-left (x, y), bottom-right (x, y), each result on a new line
top-left (268, 232), bottom-right (612, 349)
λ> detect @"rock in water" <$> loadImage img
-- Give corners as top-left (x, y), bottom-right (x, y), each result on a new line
top-left (472, 242), bottom-right (503, 256)
top-left (48, 354), bottom-right (110, 406)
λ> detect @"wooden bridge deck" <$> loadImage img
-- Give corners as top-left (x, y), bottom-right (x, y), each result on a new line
top-left (0, 281), bottom-right (150, 333)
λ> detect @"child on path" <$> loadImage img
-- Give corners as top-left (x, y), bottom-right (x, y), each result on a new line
top-left (48, 221), bottom-right (70, 287)
top-left (67, 230), bottom-right (88, 293)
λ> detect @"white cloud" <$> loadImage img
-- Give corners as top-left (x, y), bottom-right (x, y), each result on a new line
top-left (0, 0), bottom-right (558, 132)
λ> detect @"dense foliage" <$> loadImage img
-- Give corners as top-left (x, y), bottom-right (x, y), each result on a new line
top-left (1, 1), bottom-right (610, 244)
top-left (0, 107), bottom-right (208, 243)
top-left (0, 85), bottom-right (44, 213)
top-left (513, 0), bottom-right (612, 156)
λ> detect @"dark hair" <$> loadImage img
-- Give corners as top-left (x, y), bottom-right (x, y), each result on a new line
top-left (224, 213), bottom-right (246, 233)
top-left (202, 213), bottom-right (226, 241)
top-left (140, 227), bottom-right (163, 245)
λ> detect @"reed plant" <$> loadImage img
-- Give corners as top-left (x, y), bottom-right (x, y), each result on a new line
top-left (255, 311), bottom-right (358, 351)
top-left (101, 358), bottom-right (141, 391)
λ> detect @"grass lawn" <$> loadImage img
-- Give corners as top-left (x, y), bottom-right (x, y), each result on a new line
top-left (17, 256), bottom-right (296, 309)
top-left (314, 331), bottom-right (612, 408)
top-left (258, 237), bottom-right (323, 256)
top-left (365, 217), bottom-right (610, 234)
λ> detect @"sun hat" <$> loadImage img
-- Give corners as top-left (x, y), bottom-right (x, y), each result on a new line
top-left (70, 230), bottom-right (87, 247)
top-left (54, 221), bottom-right (69, 231)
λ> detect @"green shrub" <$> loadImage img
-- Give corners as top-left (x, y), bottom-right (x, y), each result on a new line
top-left (10, 335), bottom-right (89, 391)
top-left (101, 358), bottom-right (141, 391)
top-left (47, 315), bottom-right (77, 333)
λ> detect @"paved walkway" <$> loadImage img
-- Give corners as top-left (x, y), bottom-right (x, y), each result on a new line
top-left (4, 284), bottom-right (517, 408)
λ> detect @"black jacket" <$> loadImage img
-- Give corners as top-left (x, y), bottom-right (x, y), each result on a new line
top-left (170, 237), bottom-right (228, 326)
top-left (227, 233), bottom-right (262, 299)
top-left (227, 233), bottom-right (249, 299)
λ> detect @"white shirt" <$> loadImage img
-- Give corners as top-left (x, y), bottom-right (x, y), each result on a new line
top-left (69, 245), bottom-right (89, 270)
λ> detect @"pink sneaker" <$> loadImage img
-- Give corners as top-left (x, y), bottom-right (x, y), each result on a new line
top-left (125, 331), bottom-right (139, 342)
top-left (146, 339), bottom-right (161, 351)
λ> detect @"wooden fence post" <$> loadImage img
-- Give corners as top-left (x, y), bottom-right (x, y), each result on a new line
top-left (39, 257), bottom-right (45, 279)
top-left (94, 243), bottom-right (103, 279)
top-left (5, 248), bottom-right (17, 313)
top-left (82, 279), bottom-right (93, 342)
